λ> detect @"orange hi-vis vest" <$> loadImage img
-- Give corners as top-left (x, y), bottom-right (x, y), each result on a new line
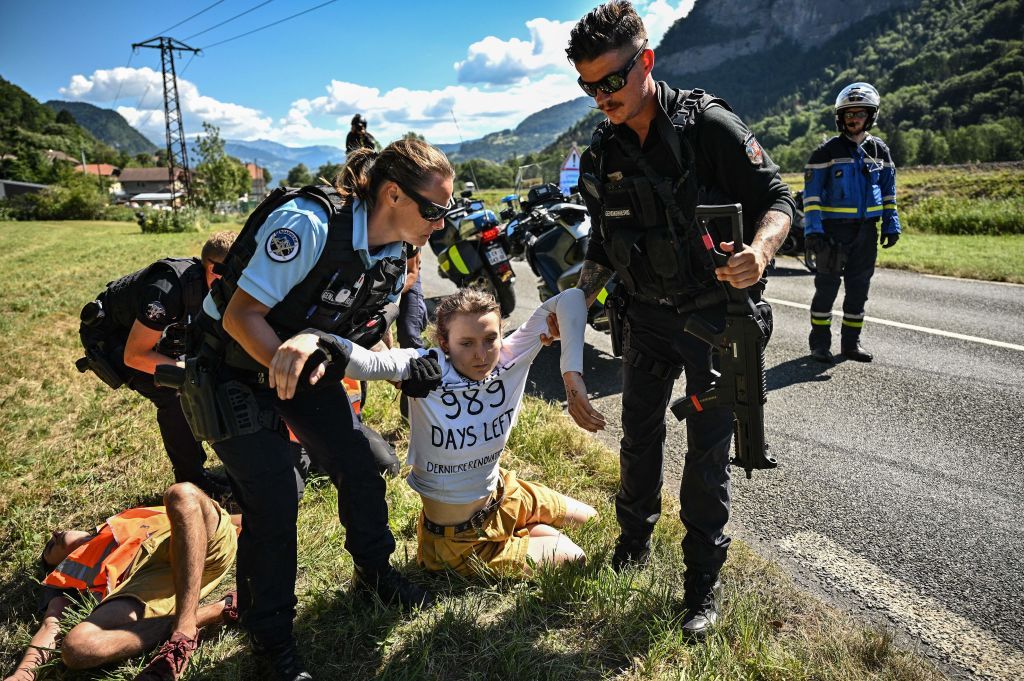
top-left (43, 507), bottom-right (171, 597)
top-left (287, 377), bottom-right (362, 444)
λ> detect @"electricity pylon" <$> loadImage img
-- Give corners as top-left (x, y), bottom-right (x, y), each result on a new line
top-left (131, 37), bottom-right (199, 211)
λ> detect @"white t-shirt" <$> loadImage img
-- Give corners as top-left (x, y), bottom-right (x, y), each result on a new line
top-left (336, 288), bottom-right (587, 504)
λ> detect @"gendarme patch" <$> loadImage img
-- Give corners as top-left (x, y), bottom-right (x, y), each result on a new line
top-left (266, 228), bottom-right (300, 263)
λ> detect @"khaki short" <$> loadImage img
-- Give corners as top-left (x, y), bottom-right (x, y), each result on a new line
top-left (417, 469), bottom-right (567, 577)
top-left (104, 502), bottom-right (237, 618)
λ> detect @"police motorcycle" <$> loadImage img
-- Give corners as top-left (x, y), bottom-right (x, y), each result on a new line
top-left (427, 183), bottom-right (517, 317)
top-left (500, 165), bottom-right (616, 334)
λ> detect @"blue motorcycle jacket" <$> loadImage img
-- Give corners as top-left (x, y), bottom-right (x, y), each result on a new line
top-left (802, 134), bottom-right (901, 236)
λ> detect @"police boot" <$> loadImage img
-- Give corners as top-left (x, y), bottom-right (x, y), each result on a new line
top-left (252, 637), bottom-right (313, 681)
top-left (808, 327), bottom-right (833, 364)
top-left (611, 534), bottom-right (652, 573)
top-left (353, 564), bottom-right (434, 610)
top-left (841, 328), bottom-right (873, 362)
top-left (681, 570), bottom-right (722, 640)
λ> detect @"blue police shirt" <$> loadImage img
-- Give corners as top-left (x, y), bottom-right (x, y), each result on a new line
top-left (202, 196), bottom-right (406, 319)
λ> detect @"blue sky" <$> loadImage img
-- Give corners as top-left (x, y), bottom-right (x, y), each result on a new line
top-left (1, 0), bottom-right (694, 148)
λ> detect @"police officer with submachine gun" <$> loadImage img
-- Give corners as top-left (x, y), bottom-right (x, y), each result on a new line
top-left (566, 1), bottom-right (794, 639)
top-left (76, 232), bottom-right (236, 499)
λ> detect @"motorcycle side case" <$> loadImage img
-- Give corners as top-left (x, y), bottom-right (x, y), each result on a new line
top-left (437, 240), bottom-right (484, 286)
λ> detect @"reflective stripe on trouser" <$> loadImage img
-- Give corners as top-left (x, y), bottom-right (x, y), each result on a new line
top-left (810, 220), bottom-right (878, 348)
top-left (212, 382), bottom-right (395, 646)
top-left (618, 299), bottom-right (733, 573)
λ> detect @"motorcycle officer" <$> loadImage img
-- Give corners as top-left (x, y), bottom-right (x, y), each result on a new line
top-left (566, 1), bottom-right (794, 639)
top-left (188, 139), bottom-right (453, 680)
top-left (803, 82), bottom-right (902, 363)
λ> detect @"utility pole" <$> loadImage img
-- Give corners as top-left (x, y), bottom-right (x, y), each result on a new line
top-left (131, 37), bottom-right (199, 212)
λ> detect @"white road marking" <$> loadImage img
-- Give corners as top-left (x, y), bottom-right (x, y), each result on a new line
top-left (922, 273), bottom-right (1024, 288)
top-left (778, 531), bottom-right (1024, 680)
top-left (766, 298), bottom-right (1024, 352)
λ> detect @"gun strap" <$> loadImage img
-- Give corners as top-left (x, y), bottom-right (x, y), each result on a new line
top-left (623, 346), bottom-right (682, 380)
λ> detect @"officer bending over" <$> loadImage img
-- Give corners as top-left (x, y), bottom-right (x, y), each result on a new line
top-left (566, 1), bottom-right (794, 639)
top-left (803, 82), bottom-right (902, 363)
top-left (76, 232), bottom-right (236, 499)
top-left (187, 139), bottom-right (453, 681)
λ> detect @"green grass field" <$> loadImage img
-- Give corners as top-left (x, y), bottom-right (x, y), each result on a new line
top-left (0, 221), bottom-right (945, 680)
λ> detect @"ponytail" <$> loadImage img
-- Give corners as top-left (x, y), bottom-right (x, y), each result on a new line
top-left (336, 138), bottom-right (454, 211)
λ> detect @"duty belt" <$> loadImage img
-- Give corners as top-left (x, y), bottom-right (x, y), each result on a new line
top-left (631, 287), bottom-right (726, 314)
top-left (421, 483), bottom-right (506, 537)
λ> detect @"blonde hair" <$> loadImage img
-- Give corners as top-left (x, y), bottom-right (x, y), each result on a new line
top-left (201, 230), bottom-right (237, 263)
top-left (432, 288), bottom-right (502, 346)
top-left (336, 138), bottom-right (454, 211)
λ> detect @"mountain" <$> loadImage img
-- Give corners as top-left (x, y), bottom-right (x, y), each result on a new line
top-left (216, 139), bottom-right (346, 184)
top-left (438, 97), bottom-right (593, 162)
top-left (44, 100), bottom-right (157, 156)
top-left (545, 0), bottom-right (1023, 171)
top-left (0, 75), bottom-right (123, 183)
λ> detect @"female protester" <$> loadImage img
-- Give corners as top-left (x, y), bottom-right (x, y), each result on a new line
top-left (272, 287), bottom-right (605, 577)
top-left (191, 139), bottom-right (454, 681)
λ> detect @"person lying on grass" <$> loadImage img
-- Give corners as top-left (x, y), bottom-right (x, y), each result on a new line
top-left (5, 483), bottom-right (240, 681)
top-left (270, 288), bottom-right (605, 577)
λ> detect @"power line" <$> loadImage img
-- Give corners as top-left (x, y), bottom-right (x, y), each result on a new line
top-left (200, 0), bottom-right (339, 50)
top-left (149, 0), bottom-right (227, 40)
top-left (183, 0), bottom-right (276, 41)
top-left (178, 52), bottom-right (199, 78)
top-left (111, 49), bottom-right (135, 103)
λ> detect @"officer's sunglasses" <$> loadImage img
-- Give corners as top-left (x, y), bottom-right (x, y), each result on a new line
top-left (397, 181), bottom-right (455, 222)
top-left (577, 40), bottom-right (648, 97)
top-left (843, 110), bottom-right (869, 120)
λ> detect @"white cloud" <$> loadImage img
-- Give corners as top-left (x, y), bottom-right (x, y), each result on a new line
top-left (57, 65), bottom-right (587, 149)
top-left (454, 1), bottom-right (695, 85)
top-left (60, 66), bottom-right (277, 144)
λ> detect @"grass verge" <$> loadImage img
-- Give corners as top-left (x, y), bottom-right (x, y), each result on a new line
top-left (0, 221), bottom-right (944, 679)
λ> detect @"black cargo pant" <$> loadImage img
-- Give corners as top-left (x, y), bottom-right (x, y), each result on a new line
top-left (212, 379), bottom-right (396, 647)
top-left (397, 278), bottom-right (427, 350)
top-left (127, 371), bottom-right (207, 482)
top-left (618, 300), bottom-right (735, 574)
top-left (810, 219), bottom-right (878, 349)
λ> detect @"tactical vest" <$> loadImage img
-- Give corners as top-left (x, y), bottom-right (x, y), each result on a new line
top-left (43, 507), bottom-right (171, 597)
top-left (98, 257), bottom-right (206, 333)
top-left (207, 185), bottom-right (406, 371)
top-left (585, 88), bottom-right (735, 299)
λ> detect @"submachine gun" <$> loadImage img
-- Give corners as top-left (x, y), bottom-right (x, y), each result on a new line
top-left (669, 203), bottom-right (777, 479)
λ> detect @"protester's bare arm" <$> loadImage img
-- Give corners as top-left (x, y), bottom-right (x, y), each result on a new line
top-left (576, 260), bottom-right (613, 308)
top-left (5, 595), bottom-right (69, 681)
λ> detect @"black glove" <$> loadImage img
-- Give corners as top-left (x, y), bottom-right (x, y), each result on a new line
top-left (401, 350), bottom-right (442, 398)
top-left (880, 232), bottom-right (900, 249)
top-left (297, 333), bottom-right (352, 390)
top-left (805, 233), bottom-right (826, 254)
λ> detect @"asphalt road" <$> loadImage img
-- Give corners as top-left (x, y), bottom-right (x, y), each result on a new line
top-left (419, 248), bottom-right (1024, 681)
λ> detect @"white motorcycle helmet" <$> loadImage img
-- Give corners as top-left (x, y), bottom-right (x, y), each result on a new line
top-left (834, 82), bottom-right (880, 132)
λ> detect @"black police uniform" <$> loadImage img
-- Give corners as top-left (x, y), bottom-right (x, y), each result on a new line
top-left (345, 129), bottom-right (378, 154)
top-left (193, 186), bottom-right (407, 649)
top-left (579, 82), bottom-right (793, 577)
top-left (78, 258), bottom-right (209, 484)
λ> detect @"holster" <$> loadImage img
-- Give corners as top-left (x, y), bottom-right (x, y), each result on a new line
top-left (178, 352), bottom-right (281, 443)
top-left (816, 237), bottom-right (848, 276)
top-left (606, 289), bottom-right (627, 358)
top-left (75, 344), bottom-right (127, 390)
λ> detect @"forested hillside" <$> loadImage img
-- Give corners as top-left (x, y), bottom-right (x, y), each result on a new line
top-left (44, 100), bottom-right (157, 156)
top-left (0, 76), bottom-right (123, 183)
top-left (541, 0), bottom-right (1023, 173)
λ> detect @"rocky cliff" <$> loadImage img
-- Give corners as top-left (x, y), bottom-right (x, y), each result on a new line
top-left (656, 0), bottom-right (918, 76)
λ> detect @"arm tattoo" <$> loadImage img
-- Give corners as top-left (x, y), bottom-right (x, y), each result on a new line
top-left (751, 209), bottom-right (791, 261)
top-left (576, 260), bottom-right (613, 307)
